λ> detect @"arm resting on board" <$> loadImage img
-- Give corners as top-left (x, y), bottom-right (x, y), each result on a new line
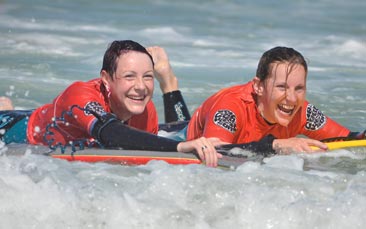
top-left (321, 130), bottom-right (366, 142)
top-left (91, 113), bottom-right (179, 151)
top-left (346, 130), bottom-right (366, 139)
top-left (216, 135), bottom-right (276, 157)
top-left (216, 130), bottom-right (366, 156)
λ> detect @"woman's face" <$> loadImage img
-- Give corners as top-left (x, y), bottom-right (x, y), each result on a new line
top-left (102, 51), bottom-right (154, 121)
top-left (255, 62), bottom-right (307, 126)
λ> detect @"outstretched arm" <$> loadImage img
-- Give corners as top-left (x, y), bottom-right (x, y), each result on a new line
top-left (330, 130), bottom-right (366, 141)
top-left (272, 129), bottom-right (366, 154)
top-left (90, 112), bottom-right (222, 167)
top-left (215, 135), bottom-right (327, 156)
top-left (217, 130), bottom-right (366, 157)
top-left (216, 135), bottom-right (276, 157)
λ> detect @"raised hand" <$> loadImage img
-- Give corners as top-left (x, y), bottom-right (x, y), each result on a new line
top-left (146, 46), bottom-right (178, 93)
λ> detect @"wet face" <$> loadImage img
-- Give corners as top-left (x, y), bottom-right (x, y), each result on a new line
top-left (101, 51), bottom-right (154, 121)
top-left (255, 62), bottom-right (307, 126)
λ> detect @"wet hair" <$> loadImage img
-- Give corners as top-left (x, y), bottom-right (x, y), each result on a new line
top-left (101, 40), bottom-right (154, 79)
top-left (256, 46), bottom-right (307, 81)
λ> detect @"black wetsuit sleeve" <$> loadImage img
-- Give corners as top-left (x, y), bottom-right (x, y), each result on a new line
top-left (163, 90), bottom-right (191, 123)
top-left (0, 110), bottom-right (33, 131)
top-left (347, 130), bottom-right (366, 139)
top-left (321, 130), bottom-right (366, 142)
top-left (91, 113), bottom-right (180, 151)
top-left (216, 135), bottom-right (276, 157)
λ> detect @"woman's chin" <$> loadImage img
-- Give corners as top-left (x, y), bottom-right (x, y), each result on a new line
top-left (127, 106), bottom-right (146, 116)
top-left (276, 117), bottom-right (292, 127)
top-left (124, 101), bottom-right (148, 114)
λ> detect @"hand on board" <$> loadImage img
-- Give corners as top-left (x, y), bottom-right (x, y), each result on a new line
top-left (177, 137), bottom-right (223, 167)
top-left (272, 137), bottom-right (328, 154)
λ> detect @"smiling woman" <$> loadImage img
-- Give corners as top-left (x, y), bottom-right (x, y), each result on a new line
top-left (186, 46), bottom-right (365, 154)
top-left (101, 49), bottom-right (155, 122)
top-left (0, 40), bottom-right (223, 167)
top-left (254, 53), bottom-right (307, 126)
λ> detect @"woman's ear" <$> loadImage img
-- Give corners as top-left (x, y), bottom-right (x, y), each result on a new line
top-left (101, 70), bottom-right (110, 89)
top-left (253, 76), bottom-right (264, 96)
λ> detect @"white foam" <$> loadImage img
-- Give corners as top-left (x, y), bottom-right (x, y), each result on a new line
top-left (263, 155), bottom-right (305, 171)
top-left (299, 149), bottom-right (366, 160)
top-left (1, 142), bottom-right (366, 228)
top-left (8, 34), bottom-right (85, 57)
top-left (140, 27), bottom-right (187, 42)
top-left (0, 15), bottom-right (119, 34)
top-left (336, 39), bottom-right (366, 59)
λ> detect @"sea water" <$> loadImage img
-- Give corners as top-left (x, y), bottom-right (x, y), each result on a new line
top-left (0, 0), bottom-right (366, 228)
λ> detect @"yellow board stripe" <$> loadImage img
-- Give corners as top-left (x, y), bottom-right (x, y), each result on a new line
top-left (312, 139), bottom-right (366, 150)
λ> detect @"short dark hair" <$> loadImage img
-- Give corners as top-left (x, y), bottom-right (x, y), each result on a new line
top-left (256, 46), bottom-right (307, 81)
top-left (101, 40), bottom-right (154, 79)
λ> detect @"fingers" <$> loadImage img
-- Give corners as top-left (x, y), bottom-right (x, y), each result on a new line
top-left (196, 137), bottom-right (221, 167)
top-left (146, 46), bottom-right (177, 93)
top-left (207, 137), bottom-right (227, 146)
top-left (146, 46), bottom-right (167, 62)
top-left (206, 137), bottom-right (223, 158)
top-left (176, 137), bottom-right (221, 167)
top-left (146, 46), bottom-right (158, 54)
top-left (146, 46), bottom-right (164, 66)
top-left (146, 47), bottom-right (153, 55)
top-left (307, 139), bottom-right (328, 152)
top-left (274, 138), bottom-right (329, 154)
top-left (146, 47), bottom-right (156, 62)
top-left (0, 96), bottom-right (14, 110)
top-left (295, 139), bottom-right (327, 152)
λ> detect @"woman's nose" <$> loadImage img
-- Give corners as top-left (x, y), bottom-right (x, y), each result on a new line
top-left (134, 77), bottom-right (146, 90)
top-left (286, 89), bottom-right (296, 102)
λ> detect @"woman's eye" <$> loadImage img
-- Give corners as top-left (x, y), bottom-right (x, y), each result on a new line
top-left (276, 84), bottom-right (286, 90)
top-left (115, 74), bottom-right (133, 79)
top-left (124, 75), bottom-right (135, 79)
top-left (296, 86), bottom-right (306, 92)
top-left (144, 74), bottom-right (154, 80)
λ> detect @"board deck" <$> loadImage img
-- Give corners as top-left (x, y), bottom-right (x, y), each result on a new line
top-left (4, 139), bottom-right (366, 169)
top-left (4, 144), bottom-right (251, 169)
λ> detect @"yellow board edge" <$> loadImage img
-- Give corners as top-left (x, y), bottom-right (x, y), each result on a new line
top-left (312, 139), bottom-right (366, 151)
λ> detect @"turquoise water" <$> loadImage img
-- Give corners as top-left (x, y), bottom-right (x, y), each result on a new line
top-left (1, 0), bottom-right (366, 228)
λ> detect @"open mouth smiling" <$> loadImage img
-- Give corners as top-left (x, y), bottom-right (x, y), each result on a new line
top-left (127, 95), bottom-right (146, 101)
top-left (278, 104), bottom-right (295, 115)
